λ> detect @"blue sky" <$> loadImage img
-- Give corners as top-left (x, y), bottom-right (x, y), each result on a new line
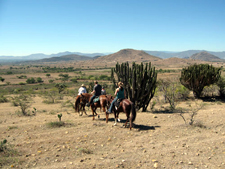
top-left (0, 0), bottom-right (225, 56)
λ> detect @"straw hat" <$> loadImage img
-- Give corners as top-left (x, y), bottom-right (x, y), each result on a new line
top-left (81, 84), bottom-right (86, 87)
top-left (118, 82), bottom-right (124, 87)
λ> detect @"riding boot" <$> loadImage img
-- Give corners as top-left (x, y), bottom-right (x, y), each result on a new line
top-left (86, 102), bottom-right (90, 107)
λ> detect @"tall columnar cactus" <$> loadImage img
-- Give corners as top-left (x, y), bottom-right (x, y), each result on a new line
top-left (111, 62), bottom-right (157, 112)
top-left (180, 64), bottom-right (222, 98)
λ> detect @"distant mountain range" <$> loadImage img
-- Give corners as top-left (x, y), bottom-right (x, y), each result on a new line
top-left (144, 50), bottom-right (225, 59)
top-left (0, 49), bottom-right (225, 63)
top-left (0, 51), bottom-right (105, 63)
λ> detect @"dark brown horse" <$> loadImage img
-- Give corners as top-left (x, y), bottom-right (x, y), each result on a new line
top-left (108, 98), bottom-right (136, 130)
top-left (78, 93), bottom-right (111, 120)
top-left (74, 95), bottom-right (88, 116)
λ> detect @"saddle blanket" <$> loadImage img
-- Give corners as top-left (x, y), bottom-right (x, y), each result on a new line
top-left (93, 97), bottom-right (100, 103)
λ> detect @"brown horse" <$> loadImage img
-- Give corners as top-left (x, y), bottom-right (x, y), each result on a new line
top-left (74, 95), bottom-right (88, 116)
top-left (79, 93), bottom-right (111, 120)
top-left (108, 98), bottom-right (136, 130)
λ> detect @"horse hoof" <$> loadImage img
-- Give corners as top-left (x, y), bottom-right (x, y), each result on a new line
top-left (98, 115), bottom-right (100, 118)
top-left (114, 123), bottom-right (117, 126)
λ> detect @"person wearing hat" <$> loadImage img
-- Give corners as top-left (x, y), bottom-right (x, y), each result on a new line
top-left (101, 86), bottom-right (106, 95)
top-left (86, 80), bottom-right (102, 107)
top-left (107, 82), bottom-right (126, 114)
top-left (78, 84), bottom-right (87, 95)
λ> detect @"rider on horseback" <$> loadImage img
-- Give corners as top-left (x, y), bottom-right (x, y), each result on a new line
top-left (78, 84), bottom-right (87, 95)
top-left (86, 80), bottom-right (102, 107)
top-left (107, 82), bottom-right (126, 114)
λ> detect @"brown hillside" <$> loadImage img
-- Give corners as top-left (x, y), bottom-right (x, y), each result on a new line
top-left (190, 52), bottom-right (224, 62)
top-left (87, 49), bottom-right (162, 66)
top-left (37, 54), bottom-right (92, 62)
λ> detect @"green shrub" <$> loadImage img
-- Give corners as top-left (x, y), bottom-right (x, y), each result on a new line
top-left (47, 121), bottom-right (65, 128)
top-left (36, 77), bottom-right (43, 83)
top-left (19, 82), bottom-right (26, 85)
top-left (70, 77), bottom-right (77, 83)
top-left (180, 64), bottom-right (221, 98)
top-left (26, 77), bottom-right (36, 84)
top-left (0, 77), bottom-right (5, 82)
top-left (17, 75), bottom-right (27, 79)
top-left (216, 77), bottom-right (225, 97)
top-left (49, 79), bottom-right (54, 83)
top-left (0, 95), bottom-right (8, 103)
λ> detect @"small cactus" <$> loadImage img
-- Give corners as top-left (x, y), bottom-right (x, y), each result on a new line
top-left (0, 139), bottom-right (7, 152)
top-left (58, 113), bottom-right (62, 122)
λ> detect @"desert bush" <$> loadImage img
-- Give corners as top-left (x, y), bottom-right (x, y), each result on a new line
top-left (42, 89), bottom-right (59, 104)
top-left (55, 83), bottom-right (67, 93)
top-left (180, 64), bottom-right (221, 98)
top-left (17, 75), bottom-right (27, 79)
top-left (158, 79), bottom-right (190, 110)
top-left (49, 79), bottom-right (54, 83)
top-left (19, 82), bottom-right (26, 85)
top-left (12, 95), bottom-right (33, 116)
top-left (88, 75), bottom-right (95, 79)
top-left (46, 121), bottom-right (65, 128)
top-left (178, 101), bottom-right (204, 126)
top-left (0, 94), bottom-right (8, 103)
top-left (26, 77), bottom-right (36, 84)
top-left (0, 139), bottom-right (19, 167)
top-left (59, 74), bottom-right (70, 82)
top-left (70, 77), bottom-right (78, 83)
top-left (36, 77), bottom-right (43, 83)
top-left (0, 77), bottom-right (5, 82)
top-left (216, 76), bottom-right (225, 97)
top-left (46, 73), bottom-right (51, 78)
top-left (202, 85), bottom-right (219, 97)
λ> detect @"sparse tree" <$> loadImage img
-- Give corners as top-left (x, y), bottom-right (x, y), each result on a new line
top-left (0, 77), bottom-right (5, 82)
top-left (180, 64), bottom-right (221, 98)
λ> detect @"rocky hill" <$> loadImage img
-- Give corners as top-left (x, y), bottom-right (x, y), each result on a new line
top-left (189, 52), bottom-right (224, 62)
top-left (90, 49), bottom-right (162, 66)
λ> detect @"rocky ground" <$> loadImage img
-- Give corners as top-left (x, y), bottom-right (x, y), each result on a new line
top-left (0, 96), bottom-right (225, 169)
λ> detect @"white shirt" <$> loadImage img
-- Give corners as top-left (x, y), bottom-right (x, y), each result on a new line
top-left (78, 87), bottom-right (87, 95)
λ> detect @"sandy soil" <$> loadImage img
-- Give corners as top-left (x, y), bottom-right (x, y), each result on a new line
top-left (0, 96), bottom-right (225, 169)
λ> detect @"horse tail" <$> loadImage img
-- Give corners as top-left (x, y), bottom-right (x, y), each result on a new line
top-left (75, 96), bottom-right (80, 112)
top-left (131, 102), bottom-right (136, 122)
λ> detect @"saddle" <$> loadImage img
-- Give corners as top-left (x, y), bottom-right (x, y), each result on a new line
top-left (114, 98), bottom-right (123, 109)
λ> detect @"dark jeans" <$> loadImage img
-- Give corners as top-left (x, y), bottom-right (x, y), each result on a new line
top-left (90, 95), bottom-right (96, 104)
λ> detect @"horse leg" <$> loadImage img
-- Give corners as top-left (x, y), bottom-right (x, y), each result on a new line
top-left (117, 113), bottom-right (121, 122)
top-left (105, 107), bottom-right (109, 123)
top-left (91, 107), bottom-right (95, 120)
top-left (83, 105), bottom-right (87, 115)
top-left (114, 111), bottom-right (117, 126)
top-left (78, 105), bottom-right (82, 116)
top-left (124, 112), bottom-right (130, 128)
top-left (129, 116), bottom-right (132, 130)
